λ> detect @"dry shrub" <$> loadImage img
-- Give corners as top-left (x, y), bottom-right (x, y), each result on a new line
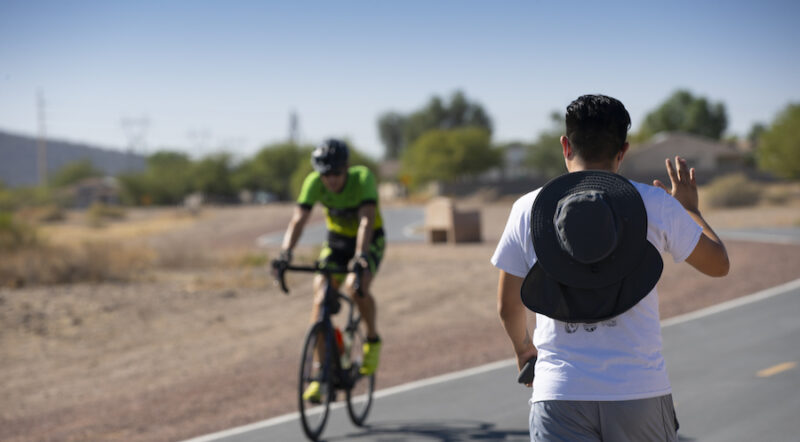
top-left (151, 239), bottom-right (215, 269)
top-left (238, 252), bottom-right (270, 267)
top-left (15, 205), bottom-right (66, 223)
top-left (704, 173), bottom-right (762, 208)
top-left (762, 182), bottom-right (800, 205)
top-left (0, 241), bottom-right (152, 288)
top-left (0, 212), bottom-right (38, 250)
top-left (87, 203), bottom-right (127, 228)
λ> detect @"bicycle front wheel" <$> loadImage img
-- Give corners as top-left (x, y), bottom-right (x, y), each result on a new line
top-left (345, 326), bottom-right (375, 426)
top-left (298, 322), bottom-right (333, 441)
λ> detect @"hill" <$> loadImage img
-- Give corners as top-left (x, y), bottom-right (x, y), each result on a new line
top-left (0, 130), bottom-right (146, 187)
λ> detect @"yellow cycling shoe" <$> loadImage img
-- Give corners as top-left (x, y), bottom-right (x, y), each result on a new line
top-left (302, 381), bottom-right (321, 403)
top-left (360, 340), bottom-right (382, 375)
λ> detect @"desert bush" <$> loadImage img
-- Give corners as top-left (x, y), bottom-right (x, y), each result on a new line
top-left (0, 212), bottom-right (38, 251)
top-left (151, 240), bottom-right (215, 269)
top-left (763, 188), bottom-right (791, 205)
top-left (239, 252), bottom-right (270, 267)
top-left (15, 205), bottom-right (66, 223)
top-left (704, 173), bottom-right (762, 208)
top-left (0, 188), bottom-right (14, 211)
top-left (0, 241), bottom-right (151, 288)
top-left (0, 185), bottom-right (57, 212)
top-left (760, 182), bottom-right (800, 205)
top-left (86, 203), bottom-right (126, 227)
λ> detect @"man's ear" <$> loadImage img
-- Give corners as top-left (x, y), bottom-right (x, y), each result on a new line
top-left (560, 136), bottom-right (572, 159)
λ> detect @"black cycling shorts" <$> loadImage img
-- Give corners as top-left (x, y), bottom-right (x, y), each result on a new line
top-left (319, 228), bottom-right (385, 281)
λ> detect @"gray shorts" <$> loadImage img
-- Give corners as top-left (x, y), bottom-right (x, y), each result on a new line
top-left (529, 394), bottom-right (679, 442)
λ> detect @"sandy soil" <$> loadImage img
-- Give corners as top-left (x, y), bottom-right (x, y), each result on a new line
top-left (1, 200), bottom-right (799, 442)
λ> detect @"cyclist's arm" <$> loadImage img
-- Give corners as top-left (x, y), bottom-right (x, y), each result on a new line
top-left (281, 205), bottom-right (312, 254)
top-left (497, 270), bottom-right (537, 370)
top-left (355, 203), bottom-right (376, 257)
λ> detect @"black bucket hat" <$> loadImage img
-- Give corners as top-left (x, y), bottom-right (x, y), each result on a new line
top-left (521, 170), bottom-right (663, 323)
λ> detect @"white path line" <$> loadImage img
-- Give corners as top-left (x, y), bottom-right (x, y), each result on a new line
top-left (183, 277), bottom-right (800, 442)
top-left (660, 277), bottom-right (800, 328)
top-left (719, 230), bottom-right (800, 245)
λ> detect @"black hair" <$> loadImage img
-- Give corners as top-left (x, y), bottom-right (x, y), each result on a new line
top-left (565, 95), bottom-right (631, 163)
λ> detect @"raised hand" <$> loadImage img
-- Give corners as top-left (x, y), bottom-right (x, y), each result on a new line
top-left (653, 156), bottom-right (699, 213)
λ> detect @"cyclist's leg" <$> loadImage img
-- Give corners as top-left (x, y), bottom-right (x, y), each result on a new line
top-left (344, 232), bottom-right (384, 339)
top-left (311, 243), bottom-right (347, 323)
top-left (345, 233), bottom-right (385, 375)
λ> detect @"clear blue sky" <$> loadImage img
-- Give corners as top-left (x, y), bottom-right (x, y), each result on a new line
top-left (2, 0), bottom-right (799, 160)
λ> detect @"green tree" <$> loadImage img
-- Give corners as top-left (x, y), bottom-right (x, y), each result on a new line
top-left (747, 123), bottom-right (767, 148)
top-left (147, 151), bottom-right (194, 204)
top-left (757, 103), bottom-right (800, 179)
top-left (527, 112), bottom-right (566, 179)
top-left (191, 153), bottom-right (235, 198)
top-left (233, 142), bottom-right (311, 200)
top-left (117, 150), bottom-right (194, 205)
top-left (400, 127), bottom-right (499, 188)
top-left (50, 160), bottom-right (104, 188)
top-left (377, 90), bottom-right (493, 159)
top-left (377, 112), bottom-right (407, 160)
top-left (636, 89), bottom-right (728, 141)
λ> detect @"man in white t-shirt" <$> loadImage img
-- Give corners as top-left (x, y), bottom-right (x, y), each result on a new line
top-left (491, 95), bottom-right (730, 441)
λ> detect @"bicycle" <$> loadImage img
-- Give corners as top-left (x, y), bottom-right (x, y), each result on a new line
top-left (272, 260), bottom-right (376, 441)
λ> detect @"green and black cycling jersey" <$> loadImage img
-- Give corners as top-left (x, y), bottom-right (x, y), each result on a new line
top-left (297, 165), bottom-right (386, 275)
top-left (297, 165), bottom-right (384, 238)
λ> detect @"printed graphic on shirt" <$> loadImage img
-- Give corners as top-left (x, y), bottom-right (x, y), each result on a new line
top-left (563, 320), bottom-right (618, 334)
top-left (565, 323), bottom-right (580, 334)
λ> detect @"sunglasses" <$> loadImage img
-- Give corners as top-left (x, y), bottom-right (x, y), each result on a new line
top-left (322, 169), bottom-right (345, 177)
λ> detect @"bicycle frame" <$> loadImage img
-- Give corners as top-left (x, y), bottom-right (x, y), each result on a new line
top-left (274, 261), bottom-right (363, 379)
top-left (272, 260), bottom-right (374, 440)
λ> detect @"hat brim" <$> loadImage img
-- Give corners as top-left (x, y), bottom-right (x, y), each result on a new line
top-left (531, 171), bottom-right (650, 289)
top-left (521, 240), bottom-right (663, 322)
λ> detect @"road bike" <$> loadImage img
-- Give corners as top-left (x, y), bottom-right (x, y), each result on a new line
top-left (272, 260), bottom-right (375, 441)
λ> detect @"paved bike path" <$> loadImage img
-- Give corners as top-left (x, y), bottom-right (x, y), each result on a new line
top-left (187, 278), bottom-right (800, 442)
top-left (256, 206), bottom-right (425, 247)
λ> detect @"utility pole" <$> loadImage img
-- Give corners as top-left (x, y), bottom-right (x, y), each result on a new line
top-left (36, 89), bottom-right (48, 186)
top-left (288, 110), bottom-right (299, 144)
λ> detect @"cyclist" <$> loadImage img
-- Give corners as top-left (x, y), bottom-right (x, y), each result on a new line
top-left (276, 138), bottom-right (385, 402)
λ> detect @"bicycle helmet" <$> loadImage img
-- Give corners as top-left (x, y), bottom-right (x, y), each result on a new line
top-left (311, 139), bottom-right (349, 174)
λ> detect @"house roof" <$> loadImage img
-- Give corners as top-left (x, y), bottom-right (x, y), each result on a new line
top-left (635, 132), bottom-right (738, 156)
top-left (621, 132), bottom-right (740, 174)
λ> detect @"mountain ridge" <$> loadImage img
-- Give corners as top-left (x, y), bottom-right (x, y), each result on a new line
top-left (0, 130), bottom-right (146, 187)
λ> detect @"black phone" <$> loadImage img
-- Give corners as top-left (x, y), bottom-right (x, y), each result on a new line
top-left (517, 356), bottom-right (537, 384)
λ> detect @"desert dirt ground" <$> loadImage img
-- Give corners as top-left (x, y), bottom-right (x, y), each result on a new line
top-left (2, 196), bottom-right (800, 442)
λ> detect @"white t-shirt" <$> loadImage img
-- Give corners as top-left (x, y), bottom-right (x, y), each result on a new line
top-left (491, 180), bottom-right (702, 402)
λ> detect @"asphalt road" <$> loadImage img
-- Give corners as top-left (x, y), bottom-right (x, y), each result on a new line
top-left (187, 278), bottom-right (800, 442)
top-left (256, 206), bottom-right (426, 247)
top-left (662, 279), bottom-right (800, 441)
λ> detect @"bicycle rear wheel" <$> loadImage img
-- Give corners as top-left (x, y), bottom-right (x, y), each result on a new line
top-left (298, 322), bottom-right (333, 441)
top-left (345, 326), bottom-right (375, 426)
